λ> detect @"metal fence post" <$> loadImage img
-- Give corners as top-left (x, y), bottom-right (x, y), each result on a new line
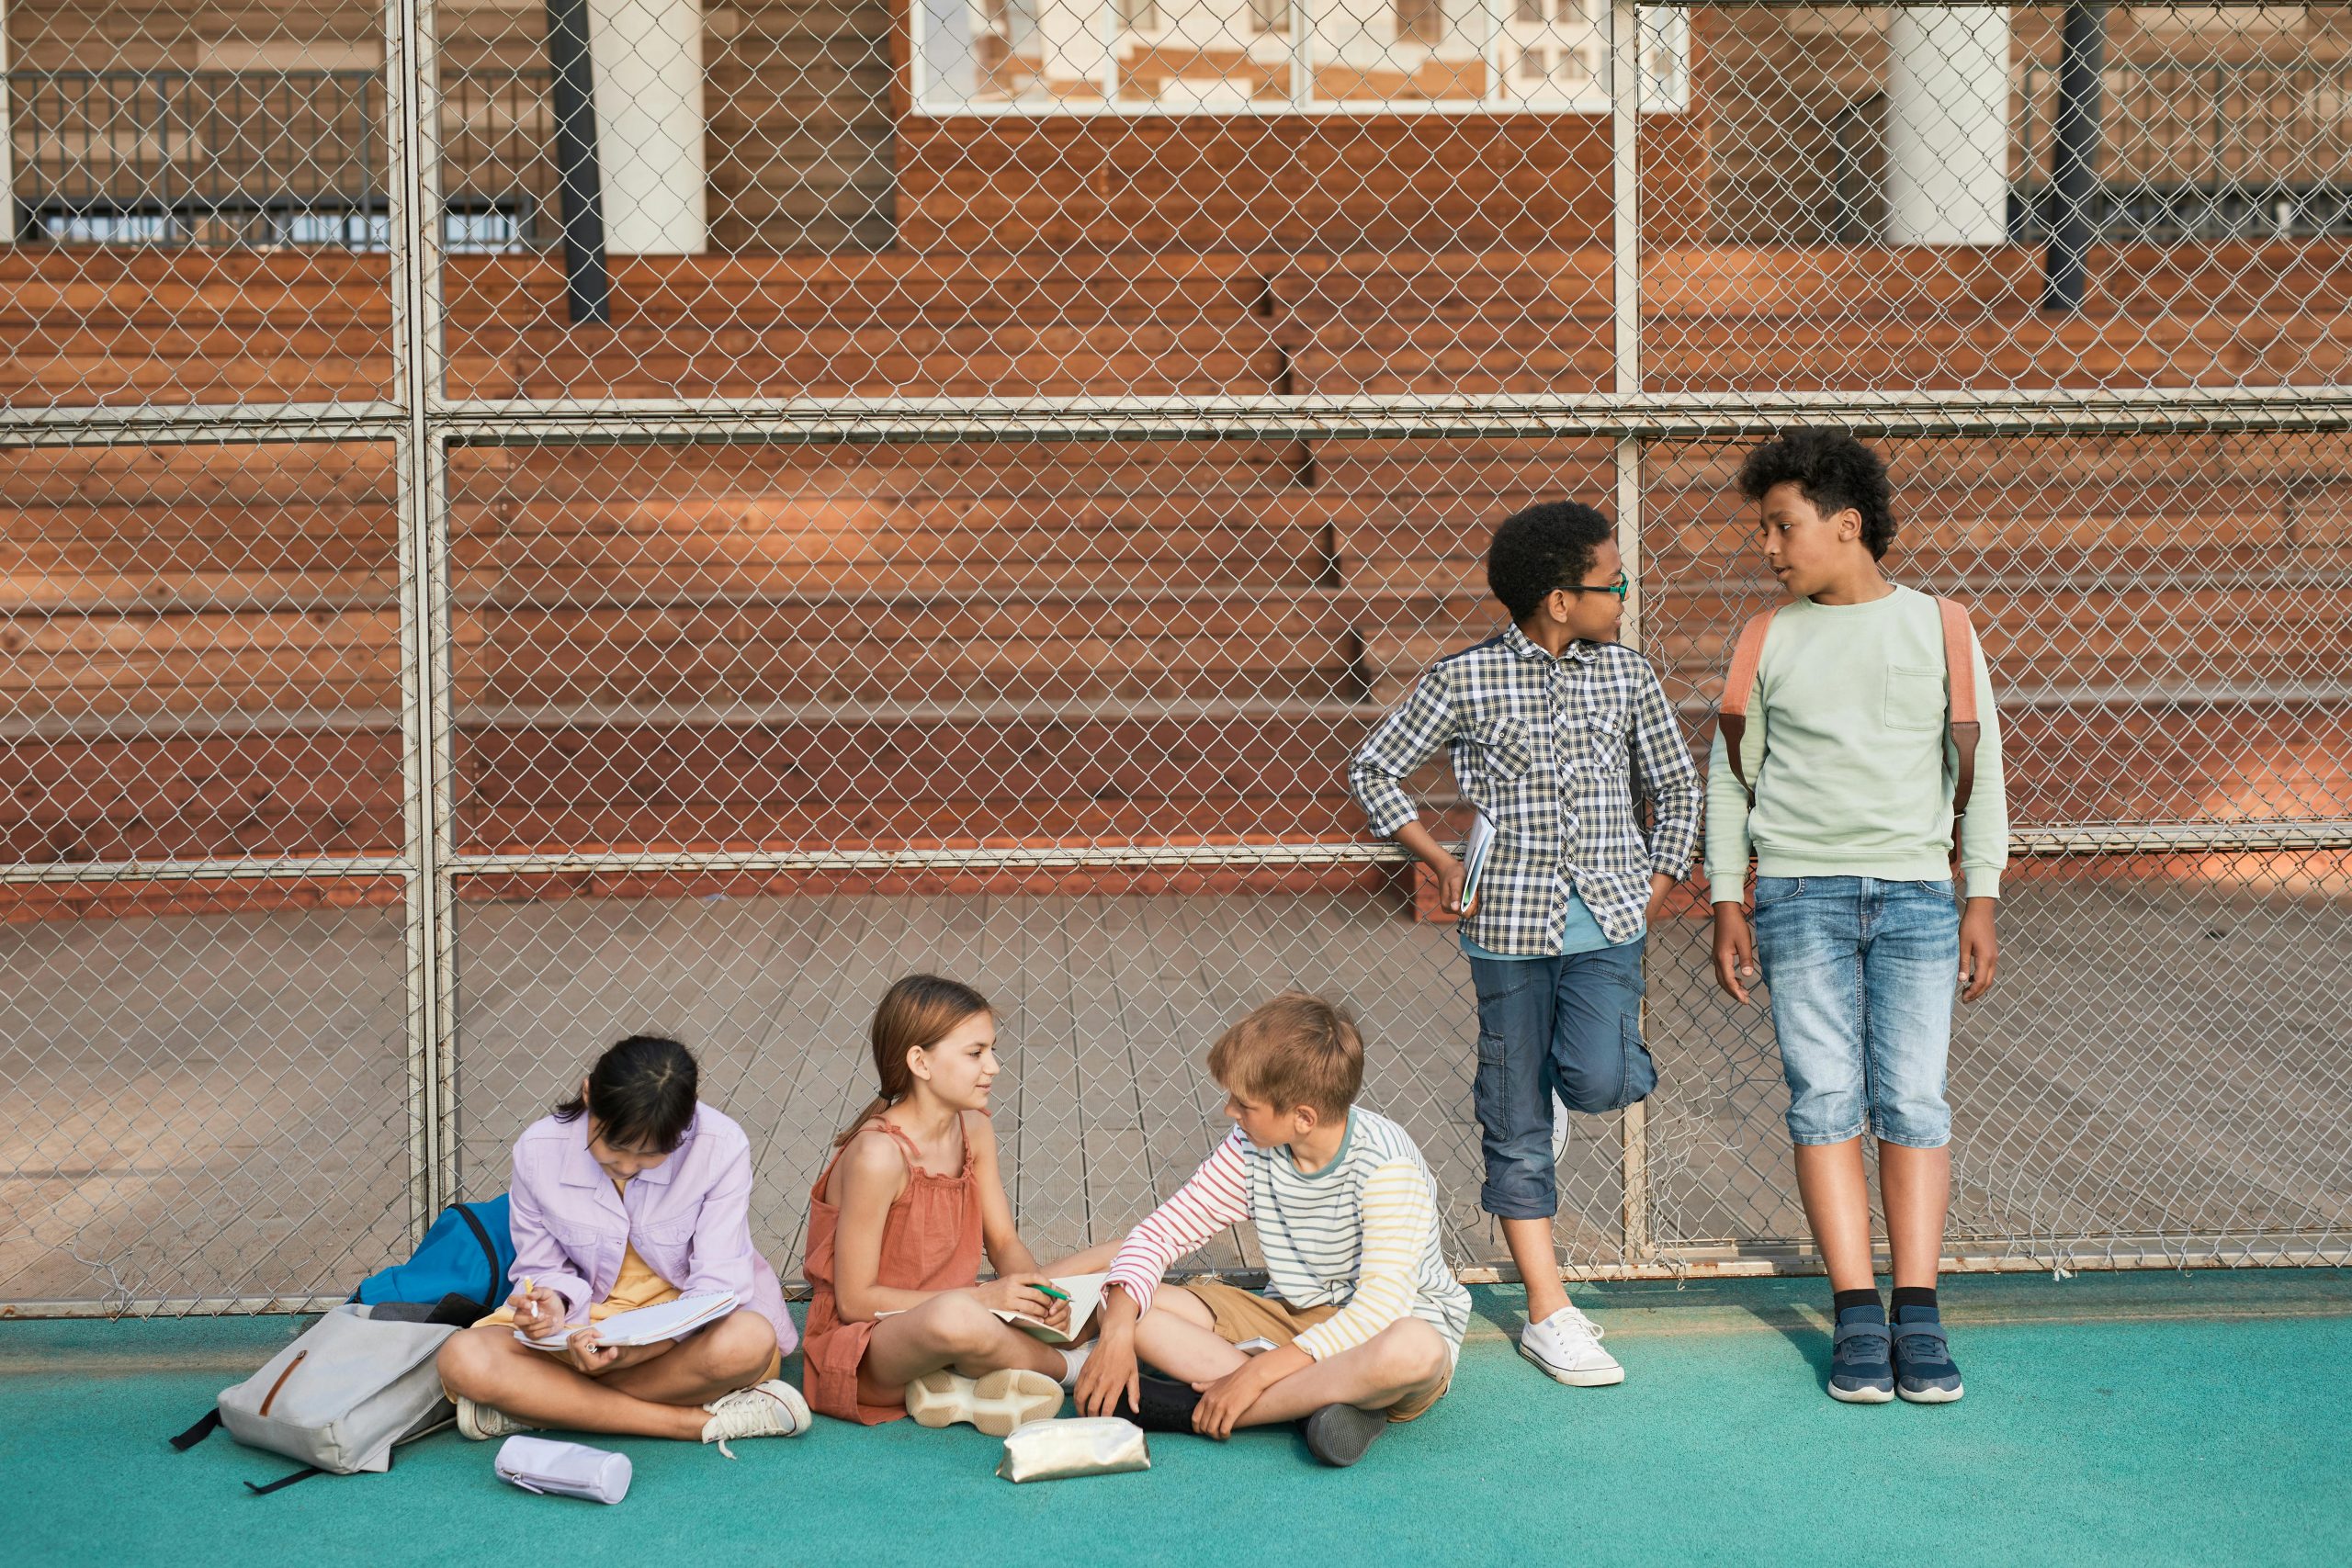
top-left (2042, 0), bottom-right (2108, 311)
top-left (386, 0), bottom-right (457, 1239)
top-left (1611, 0), bottom-right (1652, 1269)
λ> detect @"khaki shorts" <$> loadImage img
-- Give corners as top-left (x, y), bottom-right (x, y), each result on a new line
top-left (1170, 1279), bottom-right (1450, 1422)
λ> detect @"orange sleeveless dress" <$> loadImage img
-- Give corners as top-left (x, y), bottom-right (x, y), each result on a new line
top-left (798, 1114), bottom-right (984, 1424)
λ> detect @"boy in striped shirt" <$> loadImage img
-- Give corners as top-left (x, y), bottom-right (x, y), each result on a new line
top-left (1074, 994), bottom-right (1470, 1467)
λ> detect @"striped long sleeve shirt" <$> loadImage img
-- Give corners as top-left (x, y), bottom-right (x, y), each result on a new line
top-left (1105, 1110), bottom-right (1471, 1361)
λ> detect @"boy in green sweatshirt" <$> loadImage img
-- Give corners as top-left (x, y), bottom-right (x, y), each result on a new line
top-left (1705, 429), bottom-right (2007, 1405)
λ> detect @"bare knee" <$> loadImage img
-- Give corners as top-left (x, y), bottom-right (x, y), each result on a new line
top-left (435, 1325), bottom-right (514, 1397)
top-left (1373, 1321), bottom-right (1451, 1390)
top-left (694, 1311), bottom-right (777, 1379)
top-left (919, 1292), bottom-right (1003, 1360)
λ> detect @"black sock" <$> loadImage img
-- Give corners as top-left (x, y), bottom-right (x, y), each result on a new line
top-left (1890, 1286), bottom-right (1939, 1316)
top-left (1114, 1372), bottom-right (1204, 1435)
top-left (1832, 1288), bottom-right (1883, 1318)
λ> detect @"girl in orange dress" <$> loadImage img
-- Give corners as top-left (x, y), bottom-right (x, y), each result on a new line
top-left (799, 974), bottom-right (1114, 1430)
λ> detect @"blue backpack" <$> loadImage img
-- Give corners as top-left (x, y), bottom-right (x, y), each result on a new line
top-left (353, 1198), bottom-right (514, 1322)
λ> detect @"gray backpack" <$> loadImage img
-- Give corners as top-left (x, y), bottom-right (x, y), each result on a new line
top-left (171, 1304), bottom-right (458, 1493)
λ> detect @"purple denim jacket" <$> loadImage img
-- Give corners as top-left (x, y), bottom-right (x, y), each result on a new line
top-left (505, 1102), bottom-right (796, 1353)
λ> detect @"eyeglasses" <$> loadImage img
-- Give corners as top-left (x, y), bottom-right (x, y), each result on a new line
top-left (1555, 575), bottom-right (1630, 601)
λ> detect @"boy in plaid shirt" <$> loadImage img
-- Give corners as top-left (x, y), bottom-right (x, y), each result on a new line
top-left (1350, 501), bottom-right (1701, 1387)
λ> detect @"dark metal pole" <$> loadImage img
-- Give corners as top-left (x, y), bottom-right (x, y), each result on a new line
top-left (2041, 0), bottom-right (2108, 313)
top-left (544, 0), bottom-right (610, 325)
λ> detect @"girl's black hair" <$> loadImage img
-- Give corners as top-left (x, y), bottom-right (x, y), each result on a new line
top-left (553, 1034), bottom-right (700, 1153)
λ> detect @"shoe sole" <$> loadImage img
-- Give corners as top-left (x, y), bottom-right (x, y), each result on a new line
top-left (1827, 1381), bottom-right (1896, 1404)
top-left (1304, 1403), bottom-right (1390, 1467)
top-left (1898, 1382), bottom-right (1965, 1404)
top-left (906, 1368), bottom-right (1065, 1437)
top-left (1517, 1340), bottom-right (1626, 1387)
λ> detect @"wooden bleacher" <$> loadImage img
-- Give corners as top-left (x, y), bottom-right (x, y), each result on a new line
top-left (6, 240), bottom-right (2349, 915)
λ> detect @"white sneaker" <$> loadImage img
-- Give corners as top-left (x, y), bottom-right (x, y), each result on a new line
top-left (906, 1367), bottom-right (1065, 1437)
top-left (1056, 1339), bottom-right (1094, 1391)
top-left (699, 1379), bottom-right (813, 1458)
top-left (1553, 1097), bottom-right (1573, 1164)
top-left (1519, 1303), bottom-right (1625, 1387)
top-left (456, 1394), bottom-right (536, 1441)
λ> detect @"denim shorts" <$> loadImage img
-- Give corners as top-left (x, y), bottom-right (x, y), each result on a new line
top-left (1751, 875), bottom-right (1959, 1149)
top-left (1464, 938), bottom-right (1656, 1220)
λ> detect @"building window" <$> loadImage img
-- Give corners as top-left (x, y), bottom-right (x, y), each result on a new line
top-left (912, 0), bottom-right (1690, 114)
top-left (1396, 0), bottom-right (1443, 47)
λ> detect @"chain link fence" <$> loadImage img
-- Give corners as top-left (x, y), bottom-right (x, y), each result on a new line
top-left (4, 1), bottom-right (2346, 1314)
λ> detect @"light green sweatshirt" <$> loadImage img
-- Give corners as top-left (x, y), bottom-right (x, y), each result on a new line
top-left (1704, 584), bottom-right (2008, 903)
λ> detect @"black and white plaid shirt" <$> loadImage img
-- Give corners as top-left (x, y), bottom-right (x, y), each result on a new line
top-left (1350, 624), bottom-right (1703, 955)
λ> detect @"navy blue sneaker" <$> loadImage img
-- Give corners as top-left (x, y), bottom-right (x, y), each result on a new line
top-left (1893, 1307), bottom-right (1964, 1404)
top-left (1827, 1304), bottom-right (1895, 1404)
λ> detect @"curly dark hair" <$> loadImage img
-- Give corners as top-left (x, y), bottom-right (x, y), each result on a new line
top-left (1485, 501), bottom-right (1616, 626)
top-left (1735, 429), bottom-right (1897, 560)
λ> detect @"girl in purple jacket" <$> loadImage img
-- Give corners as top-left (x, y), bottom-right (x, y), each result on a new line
top-left (435, 1035), bottom-right (810, 1451)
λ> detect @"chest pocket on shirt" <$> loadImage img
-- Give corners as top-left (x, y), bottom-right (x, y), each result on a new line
top-left (1471, 718), bottom-right (1536, 781)
top-left (634, 1218), bottom-right (699, 1247)
top-left (1579, 706), bottom-right (1629, 774)
top-left (1468, 718), bottom-right (1540, 815)
top-left (1883, 665), bottom-right (1945, 731)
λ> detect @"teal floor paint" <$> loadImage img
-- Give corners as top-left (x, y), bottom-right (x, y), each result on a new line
top-left (6, 1275), bottom-right (2348, 1567)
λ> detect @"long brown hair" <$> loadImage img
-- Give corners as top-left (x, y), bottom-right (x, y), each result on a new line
top-left (833, 974), bottom-right (993, 1147)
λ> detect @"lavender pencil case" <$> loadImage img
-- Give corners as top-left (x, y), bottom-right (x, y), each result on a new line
top-left (494, 1435), bottom-right (632, 1504)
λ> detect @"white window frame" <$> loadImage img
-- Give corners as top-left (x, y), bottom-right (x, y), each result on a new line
top-left (908, 0), bottom-right (1688, 117)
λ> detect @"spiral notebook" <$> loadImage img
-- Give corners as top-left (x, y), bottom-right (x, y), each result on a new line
top-left (513, 1291), bottom-right (737, 1351)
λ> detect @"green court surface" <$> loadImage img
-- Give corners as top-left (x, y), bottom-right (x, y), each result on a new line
top-left (6, 1272), bottom-right (2348, 1567)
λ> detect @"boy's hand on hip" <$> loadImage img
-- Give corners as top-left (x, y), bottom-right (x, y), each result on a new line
top-left (1395, 820), bottom-right (1475, 917)
top-left (1959, 897), bottom-right (1999, 1002)
top-left (1712, 902), bottom-right (1758, 1004)
top-left (1441, 855), bottom-right (1477, 919)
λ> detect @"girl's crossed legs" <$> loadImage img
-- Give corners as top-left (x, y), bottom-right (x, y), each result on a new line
top-left (855, 1240), bottom-right (1118, 1407)
top-left (436, 1309), bottom-right (779, 1439)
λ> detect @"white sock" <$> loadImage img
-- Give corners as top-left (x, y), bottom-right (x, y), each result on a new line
top-left (1057, 1340), bottom-right (1093, 1390)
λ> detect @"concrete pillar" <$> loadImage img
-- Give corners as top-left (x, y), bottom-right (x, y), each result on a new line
top-left (1884, 6), bottom-right (2012, 245)
top-left (586, 0), bottom-right (706, 254)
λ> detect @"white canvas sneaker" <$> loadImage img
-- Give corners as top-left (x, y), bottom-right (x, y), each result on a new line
top-left (1519, 1303), bottom-right (1625, 1387)
top-left (456, 1394), bottom-right (536, 1441)
top-left (700, 1379), bottom-right (813, 1457)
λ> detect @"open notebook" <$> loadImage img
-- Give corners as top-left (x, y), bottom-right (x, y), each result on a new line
top-left (513, 1290), bottom-right (737, 1351)
top-left (877, 1271), bottom-right (1107, 1348)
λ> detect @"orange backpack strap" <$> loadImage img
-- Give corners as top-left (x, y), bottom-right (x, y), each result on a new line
top-left (1939, 598), bottom-right (1982, 819)
top-left (1716, 609), bottom-right (1778, 798)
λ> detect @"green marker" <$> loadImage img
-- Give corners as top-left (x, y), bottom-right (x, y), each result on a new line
top-left (1035, 1283), bottom-right (1069, 1303)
